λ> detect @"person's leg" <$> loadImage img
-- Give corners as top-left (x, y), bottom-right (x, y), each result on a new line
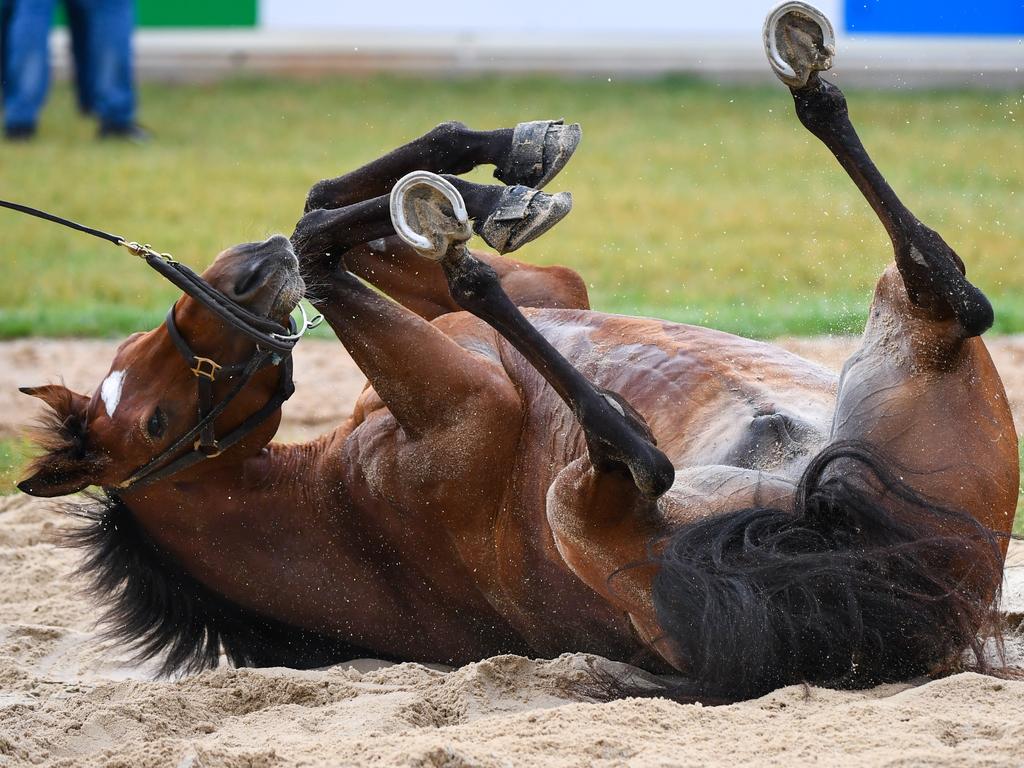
top-left (87, 0), bottom-right (137, 135)
top-left (3, 0), bottom-right (58, 137)
top-left (64, 0), bottom-right (93, 114)
top-left (1, 0), bottom-right (11, 97)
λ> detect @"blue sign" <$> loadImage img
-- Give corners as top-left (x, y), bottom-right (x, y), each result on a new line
top-left (845, 0), bottom-right (1024, 36)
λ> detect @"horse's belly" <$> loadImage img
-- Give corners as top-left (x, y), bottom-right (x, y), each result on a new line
top-left (518, 309), bottom-right (839, 477)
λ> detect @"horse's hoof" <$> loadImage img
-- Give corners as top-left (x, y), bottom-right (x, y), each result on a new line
top-left (474, 185), bottom-right (573, 255)
top-left (763, 1), bottom-right (836, 89)
top-left (390, 171), bottom-right (472, 261)
top-left (493, 119), bottom-right (582, 190)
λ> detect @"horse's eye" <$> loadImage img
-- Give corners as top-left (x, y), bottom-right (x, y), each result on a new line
top-left (146, 408), bottom-right (167, 438)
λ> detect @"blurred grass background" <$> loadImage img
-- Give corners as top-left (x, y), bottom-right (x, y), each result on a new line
top-left (0, 76), bottom-right (1021, 529)
top-left (1, 76), bottom-right (1021, 338)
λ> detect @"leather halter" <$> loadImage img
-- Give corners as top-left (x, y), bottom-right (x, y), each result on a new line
top-left (0, 198), bottom-right (321, 491)
top-left (114, 306), bottom-right (299, 491)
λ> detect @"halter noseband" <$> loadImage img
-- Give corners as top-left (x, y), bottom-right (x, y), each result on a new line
top-left (0, 198), bottom-right (322, 492)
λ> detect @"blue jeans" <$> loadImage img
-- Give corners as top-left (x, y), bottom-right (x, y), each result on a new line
top-left (1, 0), bottom-right (135, 131)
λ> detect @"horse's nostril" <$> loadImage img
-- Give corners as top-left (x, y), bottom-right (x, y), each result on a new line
top-left (233, 262), bottom-right (268, 298)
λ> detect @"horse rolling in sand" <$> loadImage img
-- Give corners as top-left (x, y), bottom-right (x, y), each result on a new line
top-left (16, 3), bottom-right (1018, 701)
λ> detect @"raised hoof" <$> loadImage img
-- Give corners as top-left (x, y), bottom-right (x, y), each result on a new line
top-left (763, 1), bottom-right (836, 89)
top-left (475, 185), bottom-right (573, 255)
top-left (493, 119), bottom-right (582, 190)
top-left (390, 171), bottom-right (472, 261)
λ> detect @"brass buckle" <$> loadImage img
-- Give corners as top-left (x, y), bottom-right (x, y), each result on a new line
top-left (194, 438), bottom-right (223, 458)
top-left (118, 239), bottom-right (177, 264)
top-left (191, 357), bottom-right (222, 381)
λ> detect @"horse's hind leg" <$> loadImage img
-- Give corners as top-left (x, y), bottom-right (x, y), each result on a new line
top-left (771, 6), bottom-right (990, 336)
top-left (770, 7), bottom-right (1019, 540)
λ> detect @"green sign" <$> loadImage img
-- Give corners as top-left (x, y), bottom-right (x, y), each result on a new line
top-left (136, 0), bottom-right (257, 28)
top-left (51, 0), bottom-right (258, 28)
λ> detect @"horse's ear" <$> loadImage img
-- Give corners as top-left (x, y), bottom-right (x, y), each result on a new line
top-left (19, 384), bottom-right (89, 414)
top-left (17, 462), bottom-right (94, 497)
top-left (17, 384), bottom-right (98, 498)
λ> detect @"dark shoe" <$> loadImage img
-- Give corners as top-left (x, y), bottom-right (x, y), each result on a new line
top-left (98, 122), bottom-right (151, 143)
top-left (473, 184), bottom-right (573, 254)
top-left (493, 119), bottom-right (582, 190)
top-left (4, 124), bottom-right (36, 141)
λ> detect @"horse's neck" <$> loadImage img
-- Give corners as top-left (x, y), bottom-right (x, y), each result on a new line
top-left (120, 437), bottom-right (343, 605)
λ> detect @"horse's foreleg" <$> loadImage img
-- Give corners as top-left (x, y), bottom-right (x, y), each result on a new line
top-left (293, 183), bottom-right (496, 276)
top-left (305, 122), bottom-right (510, 211)
top-left (439, 246), bottom-right (676, 500)
top-left (304, 119), bottom-right (580, 212)
top-left (293, 199), bottom-right (523, 443)
top-left (294, 176), bottom-right (571, 270)
top-left (427, 234), bottom-right (699, 666)
top-left (391, 184), bottom-right (680, 661)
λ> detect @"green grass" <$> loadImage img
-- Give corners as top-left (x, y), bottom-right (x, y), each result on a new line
top-left (0, 76), bottom-right (1022, 338)
top-left (0, 437), bottom-right (33, 495)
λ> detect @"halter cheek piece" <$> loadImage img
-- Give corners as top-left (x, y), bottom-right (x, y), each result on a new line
top-left (0, 198), bottom-right (322, 492)
top-left (115, 306), bottom-right (300, 491)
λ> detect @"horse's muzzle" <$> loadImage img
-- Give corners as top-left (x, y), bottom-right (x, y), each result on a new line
top-left (226, 235), bottom-right (304, 318)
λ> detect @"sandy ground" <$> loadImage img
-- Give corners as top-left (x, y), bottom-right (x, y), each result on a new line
top-left (1, 336), bottom-right (1024, 767)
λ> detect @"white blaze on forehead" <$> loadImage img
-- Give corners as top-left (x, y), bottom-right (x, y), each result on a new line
top-left (100, 370), bottom-right (126, 418)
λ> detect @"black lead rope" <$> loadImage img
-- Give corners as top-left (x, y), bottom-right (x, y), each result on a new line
top-left (1, 198), bottom-right (320, 490)
top-left (0, 198), bottom-right (127, 245)
top-left (0, 198), bottom-right (314, 353)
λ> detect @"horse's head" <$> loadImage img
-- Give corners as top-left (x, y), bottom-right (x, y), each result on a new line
top-left (18, 234), bottom-right (303, 497)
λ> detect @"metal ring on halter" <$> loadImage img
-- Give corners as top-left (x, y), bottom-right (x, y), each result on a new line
top-left (389, 171), bottom-right (470, 255)
top-left (762, 1), bottom-right (835, 88)
top-left (271, 302), bottom-right (323, 343)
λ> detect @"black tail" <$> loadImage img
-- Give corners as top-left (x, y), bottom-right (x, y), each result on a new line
top-left (650, 441), bottom-right (1003, 702)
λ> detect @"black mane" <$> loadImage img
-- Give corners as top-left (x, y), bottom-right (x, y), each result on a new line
top-left (649, 440), bottom-right (1005, 702)
top-left (64, 492), bottom-right (381, 676)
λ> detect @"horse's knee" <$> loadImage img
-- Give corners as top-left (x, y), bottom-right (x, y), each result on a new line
top-left (545, 265), bottom-right (589, 309)
top-left (865, 265), bottom-right (966, 365)
top-left (304, 179), bottom-right (337, 213)
top-left (546, 459), bottom-right (673, 660)
top-left (291, 208), bottom-right (339, 282)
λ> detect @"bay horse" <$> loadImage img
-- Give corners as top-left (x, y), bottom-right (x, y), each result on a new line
top-left (16, 3), bottom-right (1018, 701)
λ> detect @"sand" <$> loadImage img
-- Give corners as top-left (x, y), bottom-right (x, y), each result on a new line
top-left (2, 336), bottom-right (1024, 767)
